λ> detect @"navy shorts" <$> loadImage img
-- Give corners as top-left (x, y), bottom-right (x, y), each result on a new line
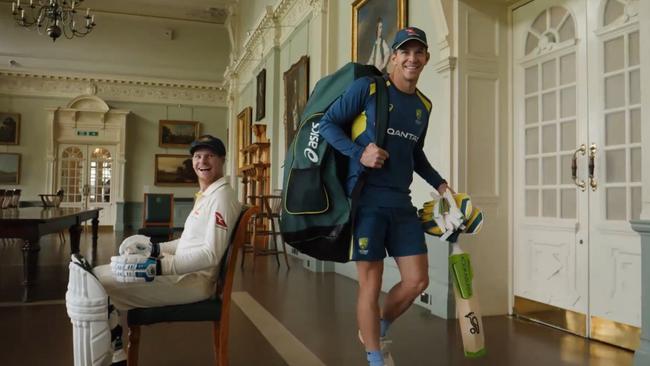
top-left (351, 205), bottom-right (427, 261)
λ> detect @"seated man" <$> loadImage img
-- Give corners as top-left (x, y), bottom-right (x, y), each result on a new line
top-left (94, 135), bottom-right (241, 365)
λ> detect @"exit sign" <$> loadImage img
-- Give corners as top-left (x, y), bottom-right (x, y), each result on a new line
top-left (77, 131), bottom-right (99, 136)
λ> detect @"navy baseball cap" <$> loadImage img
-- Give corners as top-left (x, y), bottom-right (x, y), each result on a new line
top-left (190, 135), bottom-right (226, 156)
top-left (391, 27), bottom-right (428, 50)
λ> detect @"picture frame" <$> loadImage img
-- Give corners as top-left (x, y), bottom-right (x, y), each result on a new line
top-left (0, 113), bottom-right (20, 145)
top-left (283, 55), bottom-right (309, 151)
top-left (237, 107), bottom-right (252, 172)
top-left (0, 153), bottom-right (21, 184)
top-left (352, 0), bottom-right (407, 73)
top-left (154, 154), bottom-right (197, 186)
top-left (159, 120), bottom-right (200, 148)
top-left (256, 69), bottom-right (266, 121)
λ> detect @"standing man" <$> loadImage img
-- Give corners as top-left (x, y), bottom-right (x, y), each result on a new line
top-left (93, 135), bottom-right (241, 365)
top-left (319, 27), bottom-right (449, 366)
top-left (367, 17), bottom-right (391, 72)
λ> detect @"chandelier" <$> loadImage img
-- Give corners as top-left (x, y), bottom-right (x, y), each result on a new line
top-left (11, 0), bottom-right (96, 42)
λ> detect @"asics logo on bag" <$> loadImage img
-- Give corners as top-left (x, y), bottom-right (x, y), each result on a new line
top-left (386, 128), bottom-right (419, 142)
top-left (303, 121), bottom-right (320, 163)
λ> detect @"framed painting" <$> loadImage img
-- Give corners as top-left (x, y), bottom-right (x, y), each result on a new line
top-left (159, 120), bottom-right (200, 148)
top-left (154, 154), bottom-right (197, 186)
top-left (352, 0), bottom-right (407, 73)
top-left (256, 69), bottom-right (266, 121)
top-left (0, 153), bottom-right (20, 184)
top-left (0, 113), bottom-right (20, 145)
top-left (237, 107), bottom-right (252, 172)
top-left (283, 55), bottom-right (309, 151)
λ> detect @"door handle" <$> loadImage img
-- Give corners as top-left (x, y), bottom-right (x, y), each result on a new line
top-left (572, 144), bottom-right (586, 191)
top-left (589, 143), bottom-right (597, 191)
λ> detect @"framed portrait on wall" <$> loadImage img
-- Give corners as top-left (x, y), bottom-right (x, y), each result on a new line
top-left (352, 0), bottom-right (407, 73)
top-left (159, 120), bottom-right (200, 148)
top-left (0, 112), bottom-right (20, 145)
top-left (154, 154), bottom-right (197, 186)
top-left (237, 107), bottom-right (252, 172)
top-left (0, 153), bottom-right (21, 184)
top-left (256, 69), bottom-right (266, 121)
top-left (283, 55), bottom-right (309, 151)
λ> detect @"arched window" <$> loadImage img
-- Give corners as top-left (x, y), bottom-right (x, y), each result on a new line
top-left (525, 6), bottom-right (575, 56)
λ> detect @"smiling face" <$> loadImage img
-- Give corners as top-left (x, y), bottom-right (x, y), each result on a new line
top-left (389, 40), bottom-right (430, 92)
top-left (192, 148), bottom-right (225, 190)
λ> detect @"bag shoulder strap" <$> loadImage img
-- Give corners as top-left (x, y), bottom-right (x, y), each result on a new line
top-left (372, 75), bottom-right (389, 149)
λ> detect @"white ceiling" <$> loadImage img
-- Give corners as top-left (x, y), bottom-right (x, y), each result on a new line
top-left (82, 0), bottom-right (236, 24)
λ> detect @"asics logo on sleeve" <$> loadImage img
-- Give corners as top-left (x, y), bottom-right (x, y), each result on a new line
top-left (386, 127), bottom-right (419, 142)
top-left (303, 121), bottom-right (320, 163)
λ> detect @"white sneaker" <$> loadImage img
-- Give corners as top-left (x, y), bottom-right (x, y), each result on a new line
top-left (358, 330), bottom-right (395, 366)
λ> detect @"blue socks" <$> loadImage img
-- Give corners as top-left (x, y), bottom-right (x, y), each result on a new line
top-left (367, 350), bottom-right (383, 366)
top-left (380, 318), bottom-right (391, 338)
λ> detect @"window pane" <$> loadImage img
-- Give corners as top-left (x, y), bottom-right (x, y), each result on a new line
top-left (526, 65), bottom-right (538, 94)
top-left (632, 187), bottom-right (642, 220)
top-left (526, 127), bottom-right (539, 155)
top-left (526, 33), bottom-right (539, 55)
top-left (605, 73), bottom-right (625, 109)
top-left (560, 53), bottom-right (575, 85)
top-left (630, 109), bottom-right (641, 143)
top-left (629, 69), bottom-right (640, 105)
top-left (526, 158), bottom-right (539, 185)
top-left (631, 148), bottom-right (641, 182)
top-left (526, 96), bottom-right (538, 124)
top-left (526, 190), bottom-right (539, 217)
top-left (542, 92), bottom-right (556, 121)
top-left (560, 121), bottom-right (576, 151)
top-left (604, 36), bottom-right (624, 73)
top-left (542, 124), bottom-right (557, 153)
top-left (560, 154), bottom-right (573, 184)
top-left (560, 87), bottom-right (576, 118)
top-left (605, 149), bottom-right (626, 183)
top-left (606, 187), bottom-right (626, 220)
top-left (558, 16), bottom-right (575, 42)
top-left (550, 7), bottom-right (567, 29)
top-left (542, 189), bottom-right (557, 217)
top-left (604, 0), bottom-right (624, 26)
top-left (542, 59), bottom-right (556, 90)
top-left (543, 156), bottom-right (556, 185)
top-left (560, 189), bottom-right (576, 219)
top-left (532, 11), bottom-right (547, 34)
top-left (605, 111), bottom-right (625, 146)
top-left (629, 31), bottom-right (639, 66)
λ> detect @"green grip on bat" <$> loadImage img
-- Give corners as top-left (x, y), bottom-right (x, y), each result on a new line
top-left (450, 253), bottom-right (473, 299)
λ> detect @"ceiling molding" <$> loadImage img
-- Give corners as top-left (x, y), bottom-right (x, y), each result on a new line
top-left (0, 69), bottom-right (228, 107)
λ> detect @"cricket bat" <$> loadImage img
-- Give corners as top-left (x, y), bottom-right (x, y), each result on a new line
top-left (450, 241), bottom-right (486, 358)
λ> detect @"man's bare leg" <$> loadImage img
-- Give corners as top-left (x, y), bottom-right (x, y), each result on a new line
top-left (381, 253), bottom-right (429, 323)
top-left (356, 260), bottom-right (384, 351)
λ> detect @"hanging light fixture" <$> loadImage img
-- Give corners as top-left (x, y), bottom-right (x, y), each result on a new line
top-left (10, 0), bottom-right (96, 42)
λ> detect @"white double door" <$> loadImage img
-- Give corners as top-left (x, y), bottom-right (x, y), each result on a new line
top-left (57, 144), bottom-right (116, 227)
top-left (513, 0), bottom-right (642, 347)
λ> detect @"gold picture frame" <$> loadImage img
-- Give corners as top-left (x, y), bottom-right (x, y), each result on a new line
top-left (0, 112), bottom-right (20, 145)
top-left (159, 120), bottom-right (200, 148)
top-left (283, 55), bottom-right (309, 152)
top-left (0, 152), bottom-right (21, 184)
top-left (237, 107), bottom-right (252, 173)
top-left (352, 0), bottom-right (407, 73)
top-left (154, 154), bottom-right (197, 186)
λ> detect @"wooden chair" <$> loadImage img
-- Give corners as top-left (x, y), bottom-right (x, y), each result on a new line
top-left (137, 193), bottom-right (175, 243)
top-left (126, 205), bottom-right (259, 366)
top-left (241, 190), bottom-right (290, 269)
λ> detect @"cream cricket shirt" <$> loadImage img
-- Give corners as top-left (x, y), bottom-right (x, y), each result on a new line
top-left (159, 176), bottom-right (241, 280)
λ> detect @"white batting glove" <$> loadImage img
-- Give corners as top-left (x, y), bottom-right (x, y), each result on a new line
top-left (442, 190), bottom-right (464, 231)
top-left (111, 254), bottom-right (159, 282)
top-left (118, 235), bottom-right (161, 258)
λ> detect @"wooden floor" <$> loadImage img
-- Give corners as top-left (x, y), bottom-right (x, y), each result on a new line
top-left (0, 231), bottom-right (635, 366)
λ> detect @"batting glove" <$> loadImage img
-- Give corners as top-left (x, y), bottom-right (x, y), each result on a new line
top-left (118, 235), bottom-right (161, 258)
top-left (111, 254), bottom-right (160, 283)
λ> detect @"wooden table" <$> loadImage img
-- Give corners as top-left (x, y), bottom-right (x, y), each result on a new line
top-left (0, 207), bottom-right (101, 301)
